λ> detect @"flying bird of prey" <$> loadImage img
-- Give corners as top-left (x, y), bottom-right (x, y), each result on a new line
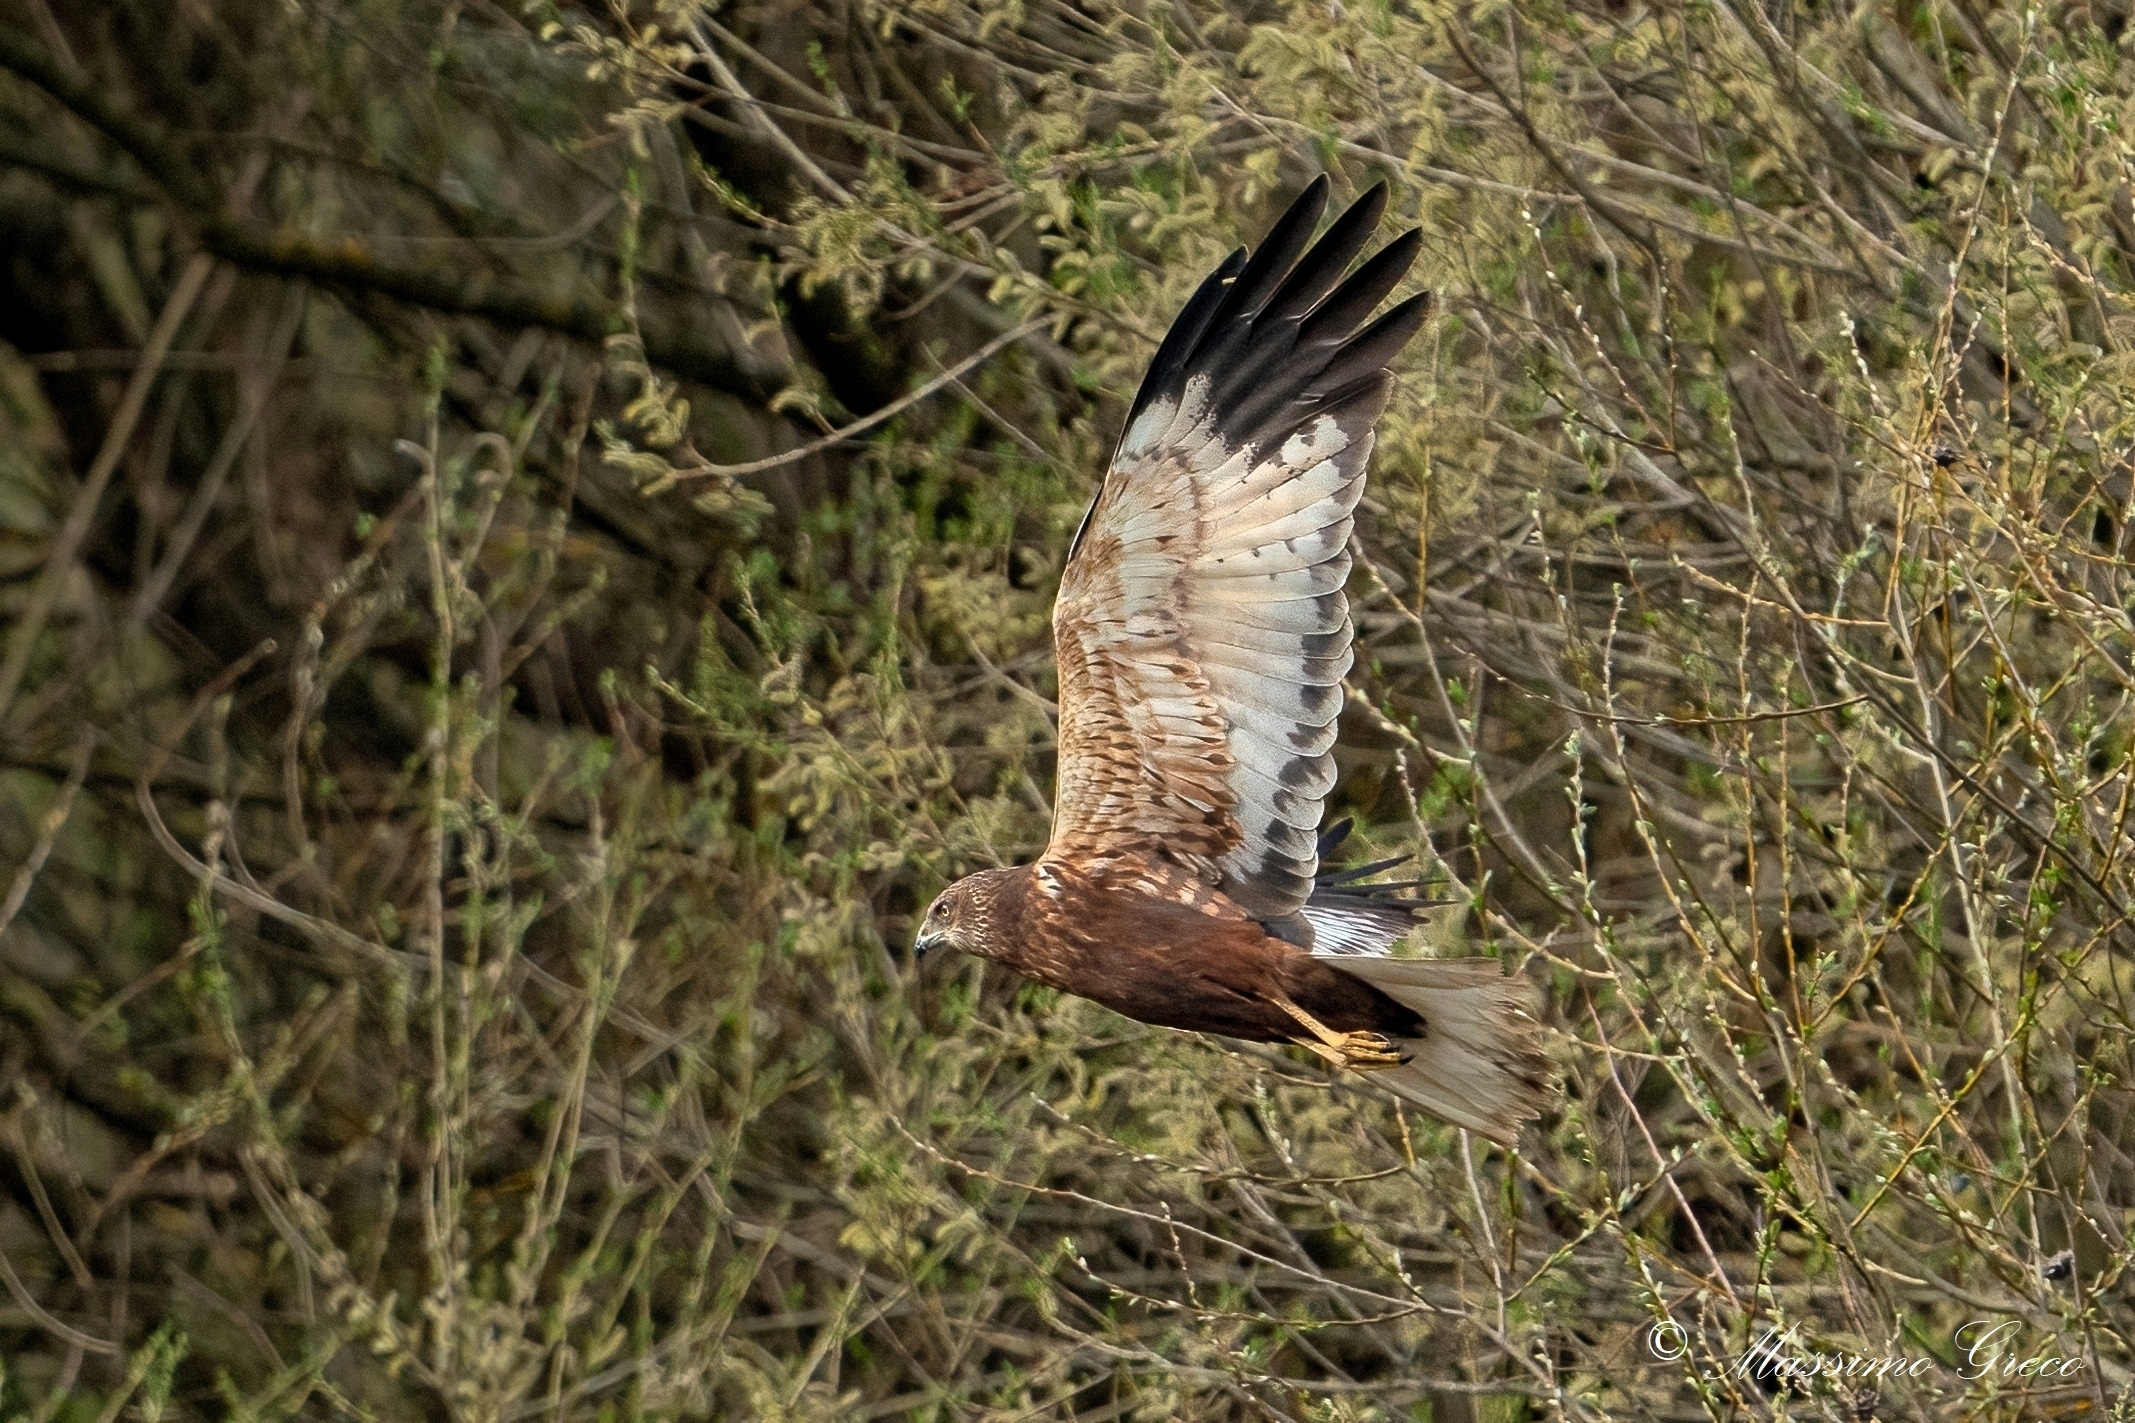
top-left (915, 177), bottom-right (1550, 1143)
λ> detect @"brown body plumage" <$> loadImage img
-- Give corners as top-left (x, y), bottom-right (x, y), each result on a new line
top-left (917, 179), bottom-right (1552, 1143)
top-left (950, 859), bottom-right (1423, 1043)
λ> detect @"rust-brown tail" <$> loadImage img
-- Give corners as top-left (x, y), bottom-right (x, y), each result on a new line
top-left (1320, 956), bottom-right (1552, 1144)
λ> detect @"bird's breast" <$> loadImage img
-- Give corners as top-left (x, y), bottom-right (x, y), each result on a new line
top-left (1000, 859), bottom-right (1297, 1037)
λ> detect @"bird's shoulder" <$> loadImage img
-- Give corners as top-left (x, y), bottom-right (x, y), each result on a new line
top-left (1029, 850), bottom-right (1254, 925)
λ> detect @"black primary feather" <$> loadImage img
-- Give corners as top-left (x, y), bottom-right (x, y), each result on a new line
top-left (1112, 177), bottom-right (1425, 464)
top-left (1261, 820), bottom-right (1450, 952)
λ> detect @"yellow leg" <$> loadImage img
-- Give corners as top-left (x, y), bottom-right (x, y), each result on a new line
top-left (1268, 993), bottom-right (1407, 1071)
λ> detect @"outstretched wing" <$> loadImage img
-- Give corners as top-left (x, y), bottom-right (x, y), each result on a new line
top-left (1046, 177), bottom-right (1427, 923)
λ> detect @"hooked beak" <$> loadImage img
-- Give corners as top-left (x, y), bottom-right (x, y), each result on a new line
top-left (913, 927), bottom-right (948, 959)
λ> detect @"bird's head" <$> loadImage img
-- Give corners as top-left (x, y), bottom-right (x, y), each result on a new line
top-left (914, 866), bottom-right (1023, 962)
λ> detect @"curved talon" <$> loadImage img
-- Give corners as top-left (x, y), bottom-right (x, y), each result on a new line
top-left (1269, 993), bottom-right (1410, 1072)
top-left (1336, 1031), bottom-right (1406, 1070)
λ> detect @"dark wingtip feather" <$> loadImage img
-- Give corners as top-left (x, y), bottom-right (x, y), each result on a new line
top-left (1117, 246), bottom-right (1247, 448)
top-left (1299, 228), bottom-right (1422, 347)
top-left (1311, 833), bottom-right (1453, 911)
top-left (1113, 181), bottom-right (1426, 465)
top-left (1218, 175), bottom-right (1332, 324)
top-left (1256, 184), bottom-right (1391, 327)
top-left (1319, 853), bottom-right (1414, 887)
top-left (1317, 818), bottom-right (1357, 857)
top-left (1309, 291), bottom-right (1432, 402)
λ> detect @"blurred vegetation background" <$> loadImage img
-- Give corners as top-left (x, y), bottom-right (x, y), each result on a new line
top-left (1, 0), bottom-right (2132, 1418)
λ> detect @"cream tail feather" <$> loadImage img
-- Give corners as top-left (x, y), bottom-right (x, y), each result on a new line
top-left (1317, 955), bottom-right (1552, 1144)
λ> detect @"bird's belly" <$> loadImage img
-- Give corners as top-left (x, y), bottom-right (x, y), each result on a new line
top-left (1061, 952), bottom-right (1300, 1040)
top-left (1021, 917), bottom-right (1299, 1041)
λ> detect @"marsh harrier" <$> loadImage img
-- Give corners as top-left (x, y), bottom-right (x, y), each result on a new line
top-left (917, 178), bottom-right (1550, 1143)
